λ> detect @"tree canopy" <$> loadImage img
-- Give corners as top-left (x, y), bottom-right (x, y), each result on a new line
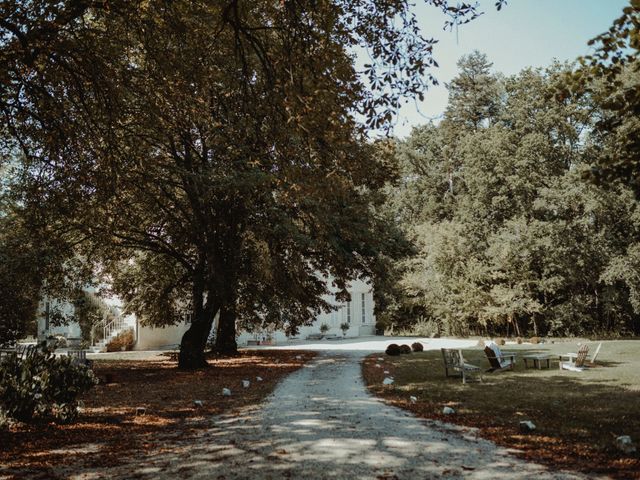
top-left (382, 51), bottom-right (640, 337)
top-left (1, 1), bottom-right (503, 367)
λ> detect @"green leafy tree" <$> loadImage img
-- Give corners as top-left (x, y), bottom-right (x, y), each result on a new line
top-left (569, 1), bottom-right (640, 195)
top-left (1, 1), bottom-right (502, 368)
top-left (386, 54), bottom-right (640, 337)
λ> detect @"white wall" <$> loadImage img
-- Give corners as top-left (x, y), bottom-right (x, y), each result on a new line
top-left (134, 321), bottom-right (191, 350)
top-left (235, 277), bottom-right (376, 345)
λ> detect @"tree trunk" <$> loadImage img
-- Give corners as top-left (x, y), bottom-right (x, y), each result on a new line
top-left (178, 275), bottom-right (218, 369)
top-left (214, 304), bottom-right (238, 356)
top-left (178, 313), bottom-right (213, 369)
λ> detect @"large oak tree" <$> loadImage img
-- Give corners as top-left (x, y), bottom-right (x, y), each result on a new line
top-left (1, 1), bottom-right (501, 368)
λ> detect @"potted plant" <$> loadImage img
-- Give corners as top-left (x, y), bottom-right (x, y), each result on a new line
top-left (319, 323), bottom-right (329, 337)
top-left (340, 322), bottom-right (350, 337)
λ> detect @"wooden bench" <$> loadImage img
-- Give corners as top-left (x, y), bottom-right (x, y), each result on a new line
top-left (483, 343), bottom-right (516, 372)
top-left (441, 348), bottom-right (482, 384)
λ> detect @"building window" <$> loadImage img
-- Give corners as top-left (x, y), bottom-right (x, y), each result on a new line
top-left (361, 293), bottom-right (366, 323)
top-left (347, 302), bottom-right (351, 323)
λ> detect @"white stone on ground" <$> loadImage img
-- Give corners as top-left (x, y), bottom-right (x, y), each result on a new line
top-left (242, 380), bottom-right (250, 388)
top-left (519, 421), bottom-right (536, 432)
top-left (382, 377), bottom-right (394, 385)
top-left (616, 435), bottom-right (636, 454)
top-left (222, 388), bottom-right (231, 396)
top-left (443, 406), bottom-right (455, 415)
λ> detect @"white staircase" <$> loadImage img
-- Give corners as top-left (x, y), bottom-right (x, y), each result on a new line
top-left (89, 312), bottom-right (133, 353)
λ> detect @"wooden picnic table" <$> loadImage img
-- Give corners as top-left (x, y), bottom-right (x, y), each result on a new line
top-left (523, 353), bottom-right (553, 369)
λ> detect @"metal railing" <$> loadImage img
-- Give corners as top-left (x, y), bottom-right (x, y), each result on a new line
top-left (103, 314), bottom-right (127, 344)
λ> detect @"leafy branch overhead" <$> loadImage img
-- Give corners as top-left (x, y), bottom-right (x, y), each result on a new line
top-left (0, 1), bottom-right (501, 367)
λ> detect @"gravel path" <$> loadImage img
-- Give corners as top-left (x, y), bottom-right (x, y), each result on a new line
top-left (65, 350), bottom-right (602, 480)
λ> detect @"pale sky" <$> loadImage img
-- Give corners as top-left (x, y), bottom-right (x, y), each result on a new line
top-left (392, 0), bottom-right (630, 138)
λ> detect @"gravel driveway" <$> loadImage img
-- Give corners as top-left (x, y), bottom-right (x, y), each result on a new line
top-left (67, 350), bottom-right (600, 480)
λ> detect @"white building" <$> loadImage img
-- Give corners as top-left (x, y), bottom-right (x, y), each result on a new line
top-left (137, 277), bottom-right (376, 349)
top-left (37, 278), bottom-right (376, 350)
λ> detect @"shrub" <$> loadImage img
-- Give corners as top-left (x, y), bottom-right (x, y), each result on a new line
top-left (385, 343), bottom-right (401, 356)
top-left (495, 338), bottom-right (506, 346)
top-left (516, 337), bottom-right (523, 344)
top-left (0, 347), bottom-right (97, 423)
top-left (530, 336), bottom-right (540, 344)
top-left (106, 328), bottom-right (135, 352)
top-left (319, 323), bottom-right (330, 335)
top-left (395, 318), bottom-right (439, 338)
top-left (411, 342), bottom-right (424, 352)
top-left (399, 344), bottom-right (412, 354)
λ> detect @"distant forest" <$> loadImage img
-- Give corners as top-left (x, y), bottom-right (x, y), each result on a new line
top-left (377, 51), bottom-right (640, 338)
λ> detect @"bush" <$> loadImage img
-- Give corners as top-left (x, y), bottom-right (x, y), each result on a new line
top-left (495, 338), bottom-right (506, 346)
top-left (530, 336), bottom-right (540, 344)
top-left (106, 328), bottom-right (135, 352)
top-left (395, 318), bottom-right (439, 338)
top-left (319, 323), bottom-right (330, 335)
top-left (0, 347), bottom-right (97, 423)
top-left (385, 343), bottom-right (401, 356)
top-left (411, 342), bottom-right (424, 352)
top-left (399, 344), bottom-right (412, 354)
top-left (516, 337), bottom-right (523, 344)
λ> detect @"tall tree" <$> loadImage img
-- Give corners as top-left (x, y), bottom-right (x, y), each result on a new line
top-left (1, 1), bottom-right (502, 368)
top-left (385, 56), bottom-right (640, 337)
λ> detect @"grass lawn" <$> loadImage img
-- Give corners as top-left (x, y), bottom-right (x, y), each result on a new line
top-left (363, 339), bottom-right (640, 479)
top-left (0, 349), bottom-right (315, 479)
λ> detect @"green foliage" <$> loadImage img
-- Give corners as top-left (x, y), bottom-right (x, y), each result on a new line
top-left (0, 0), bottom-right (503, 367)
top-left (106, 329), bottom-right (135, 352)
top-left (73, 292), bottom-right (113, 344)
top-left (0, 165), bottom-right (93, 346)
top-left (411, 342), bottom-right (424, 352)
top-left (399, 344), bottom-right (412, 354)
top-left (395, 318), bottom-right (440, 338)
top-left (319, 323), bottom-right (330, 335)
top-left (0, 347), bottom-right (97, 423)
top-left (381, 52), bottom-right (640, 338)
top-left (571, 2), bottom-right (640, 196)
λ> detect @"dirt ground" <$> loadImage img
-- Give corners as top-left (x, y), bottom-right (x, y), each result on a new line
top-left (0, 350), bottom-right (315, 480)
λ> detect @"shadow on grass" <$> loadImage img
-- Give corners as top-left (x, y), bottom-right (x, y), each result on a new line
top-left (365, 348), bottom-right (640, 479)
top-left (30, 352), bottom-right (600, 480)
